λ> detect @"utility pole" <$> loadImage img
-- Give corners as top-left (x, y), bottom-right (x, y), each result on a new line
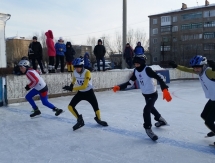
top-left (122, 0), bottom-right (127, 69)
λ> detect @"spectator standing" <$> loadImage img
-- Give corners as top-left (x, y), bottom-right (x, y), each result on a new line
top-left (134, 41), bottom-right (145, 57)
top-left (28, 36), bottom-right (46, 74)
top-left (93, 39), bottom-right (106, 71)
top-left (123, 43), bottom-right (134, 68)
top-left (45, 30), bottom-right (56, 73)
top-left (84, 52), bottom-right (92, 71)
top-left (65, 42), bottom-right (76, 72)
top-left (55, 37), bottom-right (66, 73)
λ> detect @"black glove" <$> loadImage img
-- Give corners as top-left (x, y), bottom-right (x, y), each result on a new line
top-left (25, 85), bottom-right (30, 91)
top-left (62, 83), bottom-right (73, 91)
top-left (207, 60), bottom-right (215, 71)
top-left (169, 61), bottom-right (177, 68)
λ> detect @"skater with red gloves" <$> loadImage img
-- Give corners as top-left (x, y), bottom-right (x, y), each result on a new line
top-left (113, 56), bottom-right (172, 141)
top-left (62, 57), bottom-right (108, 130)
top-left (169, 55), bottom-right (215, 146)
top-left (18, 59), bottom-right (63, 117)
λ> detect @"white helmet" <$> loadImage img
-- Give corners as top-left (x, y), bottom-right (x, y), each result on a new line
top-left (18, 60), bottom-right (30, 67)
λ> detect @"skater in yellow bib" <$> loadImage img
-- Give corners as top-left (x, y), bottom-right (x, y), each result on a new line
top-left (62, 57), bottom-right (108, 130)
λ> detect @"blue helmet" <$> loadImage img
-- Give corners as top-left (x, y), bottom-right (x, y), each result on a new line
top-left (73, 58), bottom-right (84, 67)
top-left (189, 55), bottom-right (207, 67)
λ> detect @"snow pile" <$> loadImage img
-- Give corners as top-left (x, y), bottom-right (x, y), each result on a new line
top-left (149, 65), bottom-right (165, 71)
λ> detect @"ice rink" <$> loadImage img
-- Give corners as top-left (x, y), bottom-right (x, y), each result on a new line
top-left (1, 80), bottom-right (215, 163)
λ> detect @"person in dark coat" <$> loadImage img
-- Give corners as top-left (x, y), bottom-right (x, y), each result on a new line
top-left (28, 36), bottom-right (46, 74)
top-left (84, 52), bottom-right (92, 71)
top-left (93, 39), bottom-right (106, 71)
top-left (123, 43), bottom-right (134, 68)
top-left (65, 42), bottom-right (76, 72)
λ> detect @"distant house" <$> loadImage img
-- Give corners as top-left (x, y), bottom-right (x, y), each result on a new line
top-left (6, 36), bottom-right (31, 67)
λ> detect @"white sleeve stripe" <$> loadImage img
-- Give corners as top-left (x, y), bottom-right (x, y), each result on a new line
top-left (127, 80), bottom-right (134, 89)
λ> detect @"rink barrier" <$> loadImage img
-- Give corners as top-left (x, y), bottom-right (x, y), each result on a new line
top-left (4, 69), bottom-right (198, 105)
top-left (0, 77), bottom-right (3, 106)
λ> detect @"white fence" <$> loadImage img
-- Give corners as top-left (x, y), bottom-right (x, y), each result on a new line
top-left (5, 69), bottom-right (198, 104)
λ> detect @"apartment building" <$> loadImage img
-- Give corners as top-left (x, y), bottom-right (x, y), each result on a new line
top-left (148, 0), bottom-right (215, 66)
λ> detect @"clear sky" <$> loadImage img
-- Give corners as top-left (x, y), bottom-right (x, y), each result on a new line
top-left (1, 0), bottom-right (214, 44)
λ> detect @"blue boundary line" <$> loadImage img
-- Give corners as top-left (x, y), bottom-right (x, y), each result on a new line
top-left (4, 107), bottom-right (215, 155)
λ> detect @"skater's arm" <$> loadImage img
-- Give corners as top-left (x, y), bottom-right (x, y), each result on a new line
top-left (176, 65), bottom-right (194, 73)
top-left (205, 69), bottom-right (215, 79)
top-left (118, 71), bottom-right (136, 90)
top-left (26, 71), bottom-right (39, 88)
top-left (73, 71), bottom-right (91, 91)
top-left (146, 67), bottom-right (168, 91)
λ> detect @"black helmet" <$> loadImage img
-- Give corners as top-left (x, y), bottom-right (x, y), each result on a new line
top-left (133, 56), bottom-right (145, 65)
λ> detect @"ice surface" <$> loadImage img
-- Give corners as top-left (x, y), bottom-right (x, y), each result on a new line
top-left (0, 80), bottom-right (215, 163)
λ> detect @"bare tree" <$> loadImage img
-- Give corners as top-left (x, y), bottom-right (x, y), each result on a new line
top-left (115, 32), bottom-right (122, 54)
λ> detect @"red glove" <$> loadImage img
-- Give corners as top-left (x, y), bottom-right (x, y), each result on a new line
top-left (163, 89), bottom-right (172, 102)
top-left (113, 85), bottom-right (120, 92)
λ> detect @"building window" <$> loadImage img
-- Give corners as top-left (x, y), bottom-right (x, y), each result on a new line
top-left (193, 34), bottom-right (202, 39)
top-left (161, 25), bottom-right (171, 33)
top-left (162, 37), bottom-right (169, 42)
top-left (172, 47), bottom-right (177, 52)
top-left (204, 21), bottom-right (215, 27)
top-left (153, 57), bottom-right (158, 62)
top-left (160, 46), bottom-right (170, 51)
top-left (173, 16), bottom-right (177, 22)
top-left (204, 32), bottom-right (215, 39)
top-left (153, 47), bottom-right (158, 52)
top-left (191, 23), bottom-right (202, 29)
top-left (153, 38), bottom-right (157, 44)
top-left (181, 12), bottom-right (202, 20)
top-left (153, 19), bottom-right (157, 24)
top-left (161, 16), bottom-right (171, 26)
top-left (181, 24), bottom-right (191, 30)
top-left (203, 10), bottom-right (215, 17)
top-left (204, 43), bottom-right (215, 50)
top-left (181, 35), bottom-right (189, 41)
top-left (181, 23), bottom-right (202, 30)
top-left (173, 37), bottom-right (177, 42)
top-left (172, 26), bottom-right (178, 32)
top-left (152, 28), bottom-right (158, 35)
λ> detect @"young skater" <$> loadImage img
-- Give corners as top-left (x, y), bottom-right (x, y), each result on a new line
top-left (18, 59), bottom-right (63, 117)
top-left (65, 42), bottom-right (75, 72)
top-left (169, 55), bottom-right (215, 140)
top-left (113, 56), bottom-right (172, 141)
top-left (62, 57), bottom-right (108, 130)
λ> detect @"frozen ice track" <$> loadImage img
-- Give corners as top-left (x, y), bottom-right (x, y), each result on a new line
top-left (4, 107), bottom-right (215, 155)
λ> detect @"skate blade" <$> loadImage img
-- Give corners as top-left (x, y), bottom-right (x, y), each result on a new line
top-left (205, 135), bottom-right (215, 138)
top-left (55, 110), bottom-right (65, 116)
top-left (30, 115), bottom-right (41, 119)
top-left (155, 124), bottom-right (170, 128)
top-left (151, 136), bottom-right (158, 141)
top-left (73, 124), bottom-right (85, 131)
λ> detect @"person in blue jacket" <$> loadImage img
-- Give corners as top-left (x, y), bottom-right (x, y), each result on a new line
top-left (134, 42), bottom-right (144, 57)
top-left (83, 52), bottom-right (92, 71)
top-left (55, 37), bottom-right (66, 72)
